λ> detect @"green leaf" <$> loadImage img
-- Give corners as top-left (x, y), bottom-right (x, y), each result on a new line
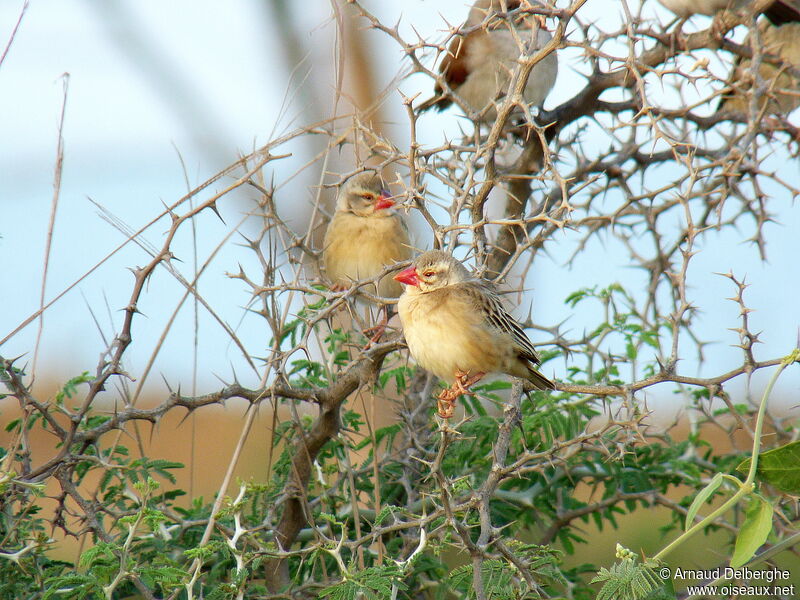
top-left (684, 473), bottom-right (723, 530)
top-left (54, 372), bottom-right (93, 406)
top-left (373, 505), bottom-right (396, 527)
top-left (737, 440), bottom-right (800, 494)
top-left (137, 565), bottom-right (188, 590)
top-left (565, 287), bottom-right (593, 307)
top-left (184, 546), bottom-right (216, 561)
top-left (643, 573), bottom-right (676, 600)
top-left (462, 393), bottom-right (488, 416)
top-left (320, 565), bottom-right (407, 600)
top-left (79, 542), bottom-right (118, 569)
top-left (447, 560), bottom-right (515, 599)
top-left (591, 559), bottom-right (664, 600)
top-left (319, 580), bottom-right (358, 600)
top-left (730, 495), bottom-right (773, 568)
top-left (319, 512), bottom-right (344, 527)
top-left (42, 573), bottom-right (104, 599)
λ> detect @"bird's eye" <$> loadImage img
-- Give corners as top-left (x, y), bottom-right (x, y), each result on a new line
top-left (361, 193), bottom-right (373, 201)
top-left (423, 270), bottom-right (435, 278)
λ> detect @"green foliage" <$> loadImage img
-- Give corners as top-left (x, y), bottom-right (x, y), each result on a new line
top-left (565, 285), bottom-right (663, 361)
top-left (448, 560), bottom-right (516, 599)
top-left (684, 472), bottom-right (723, 530)
top-left (446, 545), bottom-right (566, 599)
top-left (54, 372), bottom-right (93, 407)
top-left (730, 495), bottom-right (773, 568)
top-left (737, 440), bottom-right (800, 494)
top-left (2, 348), bottom-right (794, 600)
top-left (319, 564), bottom-right (409, 600)
top-left (42, 573), bottom-right (105, 600)
top-left (0, 272), bottom-right (796, 599)
top-left (378, 365), bottom-right (415, 392)
top-left (591, 556), bottom-right (672, 600)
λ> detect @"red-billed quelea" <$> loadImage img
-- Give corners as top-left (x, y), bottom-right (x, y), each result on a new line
top-left (657, 1), bottom-right (800, 115)
top-left (323, 171), bottom-right (412, 300)
top-left (718, 18), bottom-right (800, 114)
top-left (417, 0), bottom-right (558, 121)
top-left (657, 0), bottom-right (800, 20)
top-left (394, 250), bottom-right (554, 418)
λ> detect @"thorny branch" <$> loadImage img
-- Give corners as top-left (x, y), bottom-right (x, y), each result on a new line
top-left (2, 0), bottom-right (799, 597)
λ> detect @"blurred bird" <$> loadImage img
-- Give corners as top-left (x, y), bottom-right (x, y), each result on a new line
top-left (718, 19), bottom-right (800, 114)
top-left (656, 1), bottom-right (800, 115)
top-left (394, 250), bottom-right (554, 418)
top-left (657, 0), bottom-right (745, 16)
top-left (417, 0), bottom-right (558, 122)
top-left (323, 171), bottom-right (412, 340)
top-left (657, 0), bottom-right (800, 20)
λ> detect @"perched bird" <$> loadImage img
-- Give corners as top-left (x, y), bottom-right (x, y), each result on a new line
top-left (417, 0), bottom-right (558, 121)
top-left (656, 1), bottom-right (800, 115)
top-left (657, 0), bottom-right (745, 16)
top-left (718, 20), bottom-right (800, 114)
top-left (323, 171), bottom-right (412, 301)
top-left (394, 250), bottom-right (554, 418)
top-left (657, 0), bottom-right (800, 21)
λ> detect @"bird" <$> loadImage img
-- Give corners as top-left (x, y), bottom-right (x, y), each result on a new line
top-left (323, 171), bottom-right (412, 341)
top-left (416, 0), bottom-right (558, 122)
top-left (718, 19), bottom-right (800, 115)
top-left (656, 0), bottom-right (800, 20)
top-left (657, 0), bottom-right (745, 17)
top-left (394, 250), bottom-right (554, 418)
top-left (655, 1), bottom-right (800, 115)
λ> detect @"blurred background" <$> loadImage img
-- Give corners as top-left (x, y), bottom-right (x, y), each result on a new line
top-left (1, 0), bottom-right (798, 576)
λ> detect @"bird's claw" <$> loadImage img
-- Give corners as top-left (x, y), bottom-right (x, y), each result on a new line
top-left (454, 369), bottom-right (486, 393)
top-left (362, 314), bottom-right (389, 349)
top-left (436, 370), bottom-right (486, 419)
top-left (436, 388), bottom-right (458, 419)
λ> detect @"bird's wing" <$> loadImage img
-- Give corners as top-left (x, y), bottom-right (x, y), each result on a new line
top-left (460, 281), bottom-right (541, 365)
top-left (417, 32), bottom-right (472, 113)
top-left (431, 32), bottom-right (474, 103)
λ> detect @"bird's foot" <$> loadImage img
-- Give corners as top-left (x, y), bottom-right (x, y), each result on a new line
top-left (362, 313), bottom-right (389, 349)
top-left (330, 282), bottom-right (349, 293)
top-left (454, 369), bottom-right (486, 394)
top-left (436, 388), bottom-right (458, 419)
top-left (436, 370), bottom-right (486, 419)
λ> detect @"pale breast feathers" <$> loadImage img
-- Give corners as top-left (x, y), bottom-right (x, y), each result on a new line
top-left (324, 212), bottom-right (410, 296)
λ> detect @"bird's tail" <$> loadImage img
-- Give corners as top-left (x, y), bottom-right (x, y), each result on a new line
top-left (416, 95), bottom-right (451, 114)
top-left (526, 367), bottom-right (555, 390)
